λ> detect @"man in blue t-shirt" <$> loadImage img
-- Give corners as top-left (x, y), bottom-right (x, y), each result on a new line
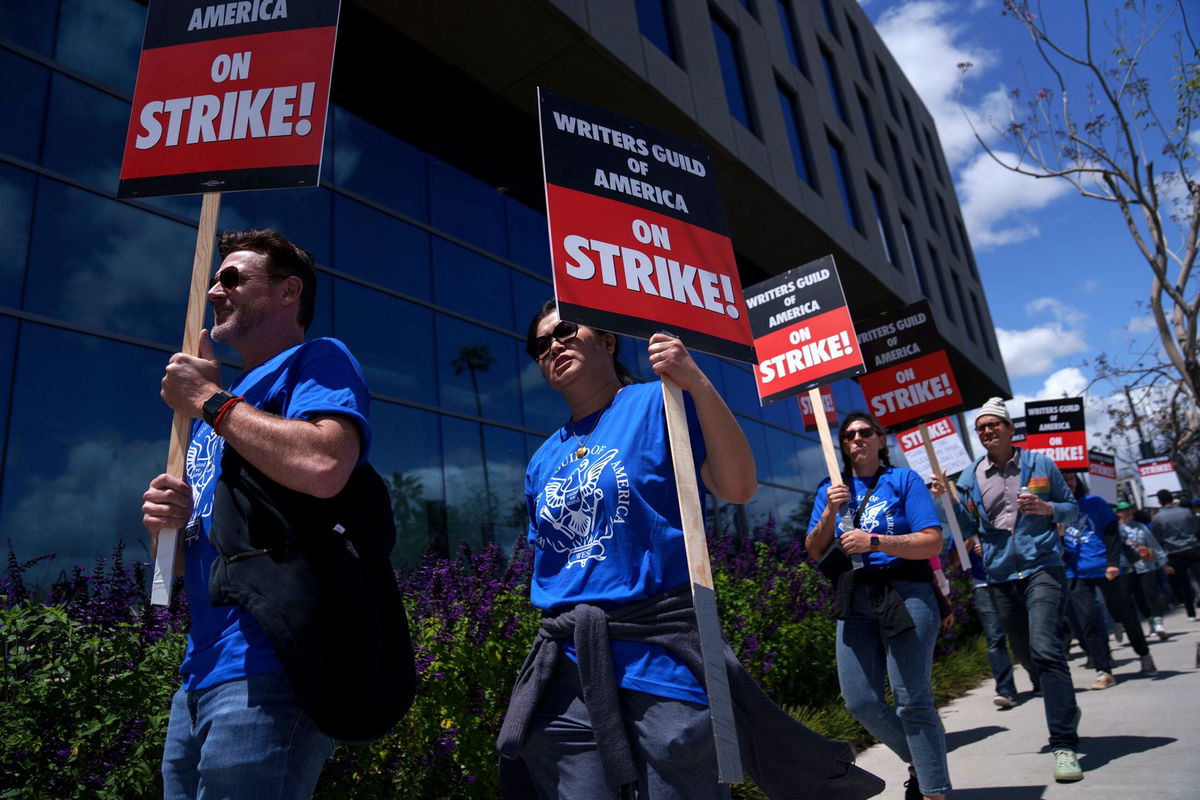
top-left (141, 229), bottom-right (370, 799)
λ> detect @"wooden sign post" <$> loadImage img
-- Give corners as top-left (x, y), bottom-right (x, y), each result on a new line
top-left (150, 192), bottom-right (221, 606)
top-left (663, 379), bottom-right (742, 782)
top-left (918, 422), bottom-right (971, 569)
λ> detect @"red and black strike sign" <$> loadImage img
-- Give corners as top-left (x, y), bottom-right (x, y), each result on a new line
top-left (1022, 397), bottom-right (1088, 471)
top-left (798, 385), bottom-right (837, 432)
top-left (118, 0), bottom-right (341, 198)
top-left (744, 255), bottom-right (865, 405)
top-left (538, 89), bottom-right (754, 362)
top-left (1088, 449), bottom-right (1116, 481)
top-left (854, 300), bottom-right (961, 429)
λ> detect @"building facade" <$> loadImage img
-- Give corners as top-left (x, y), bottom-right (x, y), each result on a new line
top-left (0, 0), bottom-right (1007, 585)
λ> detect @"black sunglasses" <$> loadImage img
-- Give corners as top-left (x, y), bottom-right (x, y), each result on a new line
top-left (841, 428), bottom-right (877, 442)
top-left (526, 320), bottom-right (580, 361)
top-left (209, 267), bottom-right (285, 290)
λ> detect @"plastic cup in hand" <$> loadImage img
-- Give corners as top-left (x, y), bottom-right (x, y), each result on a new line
top-left (841, 508), bottom-right (865, 570)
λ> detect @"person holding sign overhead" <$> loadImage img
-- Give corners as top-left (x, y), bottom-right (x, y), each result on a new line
top-left (929, 397), bottom-right (1082, 783)
top-left (806, 412), bottom-right (950, 800)
top-left (498, 300), bottom-right (885, 800)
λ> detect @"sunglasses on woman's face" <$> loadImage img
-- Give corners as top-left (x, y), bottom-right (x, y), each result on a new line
top-left (527, 320), bottom-right (580, 361)
top-left (841, 428), bottom-right (877, 442)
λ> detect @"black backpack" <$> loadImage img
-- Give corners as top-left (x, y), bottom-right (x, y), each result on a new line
top-left (208, 448), bottom-right (416, 743)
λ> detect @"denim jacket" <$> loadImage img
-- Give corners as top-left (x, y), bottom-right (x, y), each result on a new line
top-left (952, 448), bottom-right (1077, 584)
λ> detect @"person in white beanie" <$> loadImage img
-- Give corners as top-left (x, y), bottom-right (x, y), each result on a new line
top-left (930, 397), bottom-right (1083, 783)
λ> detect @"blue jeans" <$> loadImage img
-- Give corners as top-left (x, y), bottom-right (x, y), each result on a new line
top-left (162, 670), bottom-right (334, 800)
top-left (973, 585), bottom-right (1017, 698)
top-left (989, 567), bottom-right (1080, 751)
top-left (837, 579), bottom-right (950, 796)
top-left (522, 658), bottom-right (730, 800)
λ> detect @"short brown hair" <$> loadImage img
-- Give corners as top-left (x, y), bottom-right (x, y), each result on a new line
top-left (218, 229), bottom-right (316, 329)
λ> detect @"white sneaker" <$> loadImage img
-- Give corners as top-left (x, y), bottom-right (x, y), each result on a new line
top-left (993, 694), bottom-right (1017, 708)
top-left (1089, 671), bottom-right (1117, 690)
top-left (1152, 618), bottom-right (1169, 640)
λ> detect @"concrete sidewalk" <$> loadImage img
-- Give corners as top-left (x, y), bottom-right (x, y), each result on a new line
top-left (854, 605), bottom-right (1200, 799)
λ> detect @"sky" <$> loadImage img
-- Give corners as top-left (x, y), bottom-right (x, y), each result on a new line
top-left (856, 0), bottom-right (1194, 465)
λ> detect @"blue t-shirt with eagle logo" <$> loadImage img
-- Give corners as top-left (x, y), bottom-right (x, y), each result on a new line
top-left (807, 466), bottom-right (942, 571)
top-left (525, 380), bottom-right (709, 705)
top-left (180, 338), bottom-right (371, 691)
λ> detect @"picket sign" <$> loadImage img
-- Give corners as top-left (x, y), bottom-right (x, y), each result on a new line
top-left (151, 192), bottom-right (222, 606)
top-left (662, 379), bottom-right (742, 782)
top-left (918, 422), bottom-right (970, 569)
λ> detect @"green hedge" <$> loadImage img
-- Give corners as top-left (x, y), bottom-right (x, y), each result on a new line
top-left (1, 537), bottom-right (982, 799)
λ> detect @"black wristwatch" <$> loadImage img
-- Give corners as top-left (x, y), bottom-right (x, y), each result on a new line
top-left (869, 535), bottom-right (881, 549)
top-left (202, 390), bottom-right (236, 426)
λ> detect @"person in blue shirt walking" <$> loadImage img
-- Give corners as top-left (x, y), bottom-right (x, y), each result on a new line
top-left (806, 412), bottom-right (949, 800)
top-left (929, 397), bottom-right (1083, 783)
top-left (1061, 472), bottom-right (1157, 688)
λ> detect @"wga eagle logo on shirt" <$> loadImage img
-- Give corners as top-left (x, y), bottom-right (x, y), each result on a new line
top-left (858, 496), bottom-right (894, 533)
top-left (184, 426), bottom-right (223, 542)
top-left (537, 446), bottom-right (623, 568)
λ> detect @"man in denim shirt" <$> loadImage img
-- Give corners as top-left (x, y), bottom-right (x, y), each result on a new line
top-left (931, 397), bottom-right (1081, 783)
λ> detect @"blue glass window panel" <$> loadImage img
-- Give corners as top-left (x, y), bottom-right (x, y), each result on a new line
top-left (1, 0), bottom-right (57, 54)
top-left (368, 400), bottom-right (445, 567)
top-left (901, 217), bottom-right (930, 298)
top-left (333, 195), bottom-right (431, 299)
top-left (777, 85), bottom-right (816, 189)
top-left (441, 415), bottom-right (496, 553)
top-left (711, 15), bottom-right (756, 133)
top-left (332, 280), bottom-right (436, 405)
top-left (858, 93), bottom-right (882, 165)
top-left (719, 360), bottom-right (761, 419)
top-left (876, 58), bottom-right (899, 118)
top-left (505, 196), bottom-right (551, 277)
top-left (429, 158), bottom-right (506, 255)
top-left (820, 0), bottom-right (841, 40)
top-left (304, 272), bottom-right (335, 341)
top-left (432, 239), bottom-right (514, 331)
top-left (953, 272), bottom-right (975, 342)
top-left (828, 137), bottom-right (863, 232)
top-left (758, 396), bottom-right (792, 430)
top-left (331, 107), bottom-right (429, 222)
top-left (219, 188), bottom-right (333, 267)
top-left (521, 356), bottom-right (565, 435)
top-left (971, 293), bottom-right (995, 358)
top-left (0, 317), bottom-right (15, 463)
top-left (483, 425), bottom-right (529, 554)
top-left (511, 272), bottom-right (554, 342)
top-left (739, 419), bottom-right (773, 490)
top-left (820, 48), bottom-right (849, 126)
top-left (0, 324), bottom-right (173, 587)
top-left (139, 193), bottom-right (203, 220)
top-left (41, 72), bottom-right (128, 190)
top-left (831, 377), bottom-right (867, 417)
top-left (24, 179), bottom-right (195, 342)
top-left (869, 182), bottom-right (898, 269)
top-left (0, 50), bottom-right (49, 163)
top-left (636, 0), bottom-right (677, 61)
top-left (928, 246), bottom-right (955, 322)
top-left (54, 0), bottom-right (143, 93)
top-left (0, 165), bottom-right (36, 309)
top-left (888, 131), bottom-right (912, 200)
top-left (692, 352), bottom-right (727, 398)
top-left (913, 162), bottom-right (937, 231)
top-left (775, 1), bottom-right (806, 73)
top-left (435, 315), bottom-right (522, 427)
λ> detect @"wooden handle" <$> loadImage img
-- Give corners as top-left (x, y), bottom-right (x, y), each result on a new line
top-left (809, 387), bottom-right (842, 484)
top-left (919, 422), bottom-right (971, 570)
top-left (151, 192), bottom-right (222, 606)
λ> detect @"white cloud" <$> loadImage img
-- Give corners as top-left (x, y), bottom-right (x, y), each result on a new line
top-left (1082, 279), bottom-right (1102, 294)
top-left (957, 150), bottom-right (1072, 249)
top-left (1126, 313), bottom-right (1157, 334)
top-left (994, 297), bottom-right (1089, 377)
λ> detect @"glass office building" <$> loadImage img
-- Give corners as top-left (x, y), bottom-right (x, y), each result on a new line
top-left (0, 0), bottom-right (1007, 584)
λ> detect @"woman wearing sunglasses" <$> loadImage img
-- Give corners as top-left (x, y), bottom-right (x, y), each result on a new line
top-left (805, 412), bottom-right (949, 800)
top-left (498, 301), bottom-right (884, 800)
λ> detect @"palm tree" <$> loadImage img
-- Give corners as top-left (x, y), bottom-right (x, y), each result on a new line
top-left (452, 344), bottom-right (497, 546)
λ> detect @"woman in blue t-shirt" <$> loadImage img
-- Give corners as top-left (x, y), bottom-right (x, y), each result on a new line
top-left (507, 300), bottom-right (757, 800)
top-left (1061, 472), bottom-right (1156, 687)
top-left (806, 412), bottom-right (948, 800)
